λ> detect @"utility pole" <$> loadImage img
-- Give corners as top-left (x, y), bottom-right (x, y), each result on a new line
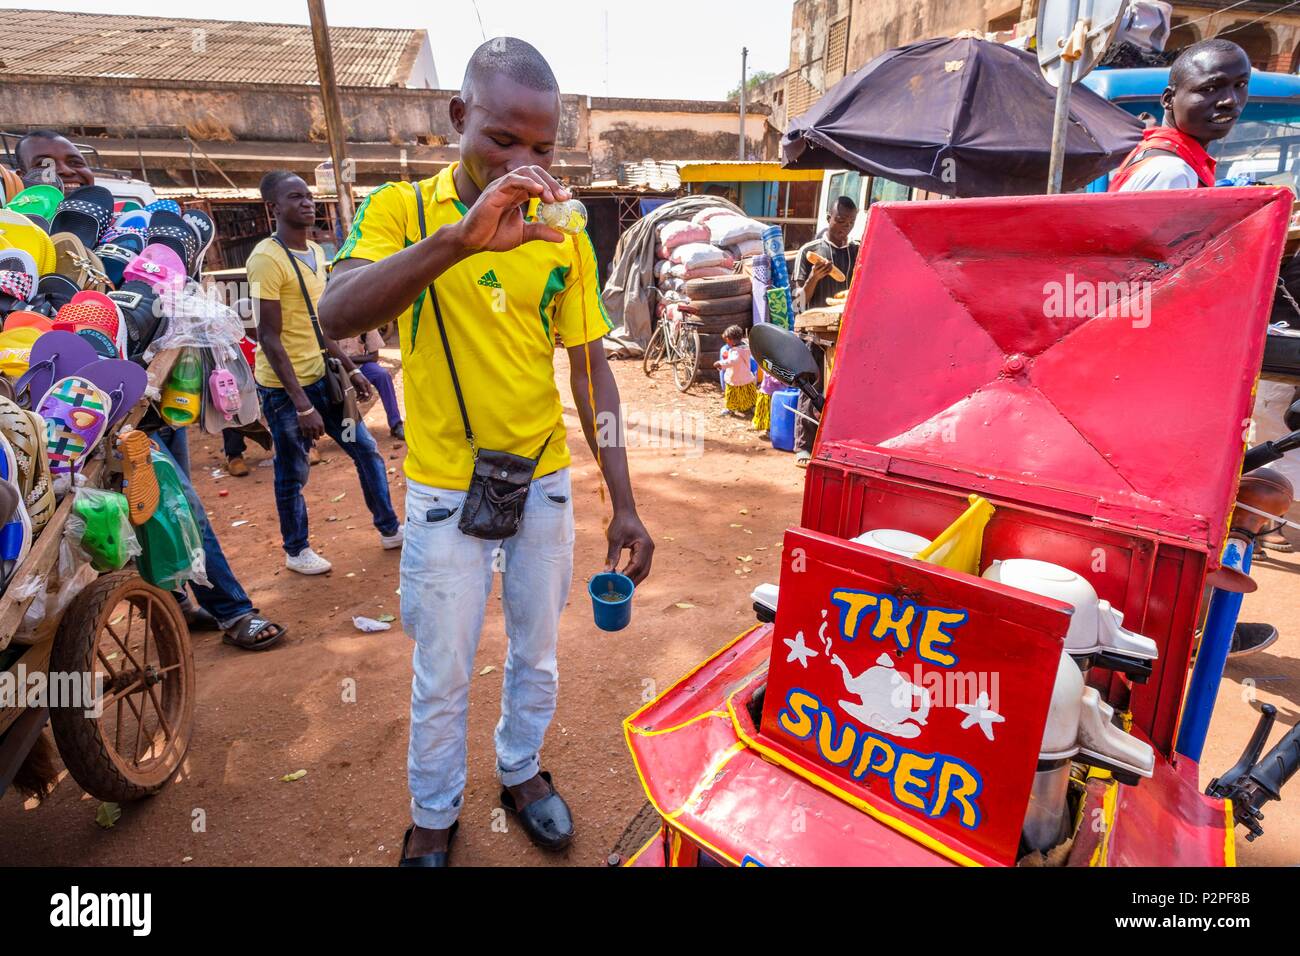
top-left (306, 0), bottom-right (355, 233)
top-left (738, 46), bottom-right (748, 161)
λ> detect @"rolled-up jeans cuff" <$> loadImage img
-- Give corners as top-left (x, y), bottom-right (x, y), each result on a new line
top-left (498, 754), bottom-right (540, 789)
top-left (411, 796), bottom-right (461, 831)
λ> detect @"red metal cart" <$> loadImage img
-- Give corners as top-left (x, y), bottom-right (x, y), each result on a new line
top-left (619, 187), bottom-right (1294, 867)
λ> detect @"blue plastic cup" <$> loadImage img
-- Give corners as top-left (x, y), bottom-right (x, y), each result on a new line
top-left (589, 571), bottom-right (635, 632)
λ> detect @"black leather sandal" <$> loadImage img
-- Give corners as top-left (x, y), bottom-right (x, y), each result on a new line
top-left (500, 770), bottom-right (574, 851)
top-left (398, 821), bottom-right (458, 867)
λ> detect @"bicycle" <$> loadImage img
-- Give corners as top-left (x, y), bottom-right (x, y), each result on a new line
top-left (642, 310), bottom-right (700, 392)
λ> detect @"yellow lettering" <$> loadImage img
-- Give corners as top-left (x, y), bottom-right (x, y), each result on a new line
top-left (871, 597), bottom-right (916, 649)
top-left (932, 761), bottom-right (981, 828)
top-left (853, 735), bottom-right (897, 779)
top-left (892, 751), bottom-right (936, 811)
top-left (817, 709), bottom-right (858, 765)
top-left (778, 691), bottom-right (819, 739)
top-left (831, 590), bottom-right (879, 641)
top-left (918, 609), bottom-right (965, 667)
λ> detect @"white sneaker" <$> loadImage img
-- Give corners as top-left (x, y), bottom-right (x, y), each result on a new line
top-left (286, 547), bottom-right (332, 575)
top-left (381, 527), bottom-right (404, 550)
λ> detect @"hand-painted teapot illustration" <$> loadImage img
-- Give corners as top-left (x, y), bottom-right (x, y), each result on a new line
top-left (831, 652), bottom-right (931, 739)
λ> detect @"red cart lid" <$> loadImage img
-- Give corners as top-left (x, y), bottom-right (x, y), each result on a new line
top-left (819, 188), bottom-right (1292, 556)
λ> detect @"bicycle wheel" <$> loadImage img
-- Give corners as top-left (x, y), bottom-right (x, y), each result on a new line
top-left (642, 324), bottom-right (667, 377)
top-left (673, 329), bottom-right (701, 392)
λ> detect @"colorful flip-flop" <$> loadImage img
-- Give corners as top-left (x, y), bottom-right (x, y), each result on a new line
top-left (182, 208), bottom-right (215, 276)
top-left (6, 185), bottom-right (63, 226)
top-left (2, 311), bottom-right (53, 334)
top-left (22, 410), bottom-right (54, 534)
top-left (94, 241), bottom-right (138, 288)
top-left (0, 395), bottom-right (41, 499)
top-left (144, 199), bottom-right (182, 217)
top-left (0, 209), bottom-right (57, 275)
top-left (0, 432), bottom-right (32, 582)
top-left (146, 211), bottom-right (200, 274)
top-left (76, 358), bottom-right (148, 430)
top-left (123, 243), bottom-right (186, 293)
top-left (55, 291), bottom-right (127, 358)
top-left (108, 280), bottom-right (163, 361)
top-left (51, 185), bottom-right (114, 249)
top-left (14, 330), bottom-right (102, 411)
top-left (0, 247), bottom-right (38, 303)
top-left (51, 232), bottom-right (110, 293)
top-left (0, 326), bottom-right (43, 382)
top-left (73, 489), bottom-right (132, 572)
top-left (117, 428), bottom-right (159, 526)
top-left (38, 375), bottom-right (111, 478)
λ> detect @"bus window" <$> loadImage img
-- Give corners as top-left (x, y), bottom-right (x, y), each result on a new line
top-left (826, 171), bottom-right (862, 211)
top-left (869, 176), bottom-right (910, 205)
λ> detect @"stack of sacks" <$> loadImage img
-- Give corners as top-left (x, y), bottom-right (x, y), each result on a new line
top-left (654, 219), bottom-right (735, 298)
top-left (651, 209), bottom-right (766, 374)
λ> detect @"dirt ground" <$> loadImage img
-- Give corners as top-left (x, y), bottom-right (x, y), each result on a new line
top-left (2, 350), bottom-right (1297, 867)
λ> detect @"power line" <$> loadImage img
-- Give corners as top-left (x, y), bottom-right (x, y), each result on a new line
top-left (1171, 0), bottom-right (1258, 31)
top-left (1215, 0), bottom-right (1300, 37)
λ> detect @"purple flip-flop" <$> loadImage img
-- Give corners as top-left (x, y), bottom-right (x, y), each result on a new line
top-left (13, 330), bottom-right (102, 411)
top-left (75, 358), bottom-right (148, 429)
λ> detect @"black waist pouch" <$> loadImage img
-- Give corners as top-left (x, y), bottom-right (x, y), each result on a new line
top-left (460, 447), bottom-right (544, 540)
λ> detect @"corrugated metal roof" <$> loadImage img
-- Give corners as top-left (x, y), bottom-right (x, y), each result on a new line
top-left (0, 9), bottom-right (425, 88)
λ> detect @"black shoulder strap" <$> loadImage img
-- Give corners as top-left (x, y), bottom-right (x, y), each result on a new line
top-left (272, 236), bottom-right (329, 356)
top-left (412, 182), bottom-right (475, 452)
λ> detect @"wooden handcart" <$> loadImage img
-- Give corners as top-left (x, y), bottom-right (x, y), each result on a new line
top-left (0, 350), bottom-right (196, 804)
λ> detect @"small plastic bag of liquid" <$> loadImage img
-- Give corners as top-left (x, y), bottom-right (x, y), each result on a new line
top-left (537, 199), bottom-right (587, 235)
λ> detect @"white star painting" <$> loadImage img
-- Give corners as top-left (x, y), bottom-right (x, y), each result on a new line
top-left (956, 692), bottom-right (1004, 741)
top-left (783, 630), bottom-right (818, 668)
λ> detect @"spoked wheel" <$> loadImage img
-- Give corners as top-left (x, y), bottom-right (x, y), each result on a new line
top-left (672, 329), bottom-right (701, 392)
top-left (642, 324), bottom-right (667, 377)
top-left (49, 571), bottom-right (195, 802)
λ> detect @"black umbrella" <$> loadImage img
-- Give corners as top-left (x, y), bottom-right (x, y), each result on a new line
top-left (782, 36), bottom-right (1144, 197)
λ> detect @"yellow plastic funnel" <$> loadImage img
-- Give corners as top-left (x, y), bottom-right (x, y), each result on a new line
top-left (915, 494), bottom-right (995, 576)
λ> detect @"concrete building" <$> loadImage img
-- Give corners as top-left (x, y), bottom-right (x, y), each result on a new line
top-left (756, 0), bottom-right (1300, 134)
top-left (0, 10), bottom-right (768, 269)
top-left (0, 9), bottom-right (764, 187)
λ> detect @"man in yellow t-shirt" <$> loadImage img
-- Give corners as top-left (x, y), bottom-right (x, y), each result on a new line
top-left (321, 38), bottom-right (653, 867)
top-left (247, 171), bottom-right (399, 576)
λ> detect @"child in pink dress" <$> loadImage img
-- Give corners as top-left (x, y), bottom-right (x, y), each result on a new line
top-left (714, 325), bottom-right (757, 418)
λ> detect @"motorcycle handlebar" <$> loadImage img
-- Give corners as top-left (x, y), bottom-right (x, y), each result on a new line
top-left (1243, 429), bottom-right (1300, 474)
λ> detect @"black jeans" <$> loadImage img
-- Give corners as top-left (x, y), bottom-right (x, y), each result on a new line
top-left (222, 427), bottom-right (246, 460)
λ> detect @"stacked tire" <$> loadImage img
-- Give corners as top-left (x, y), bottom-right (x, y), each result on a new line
top-left (681, 274), bottom-right (752, 371)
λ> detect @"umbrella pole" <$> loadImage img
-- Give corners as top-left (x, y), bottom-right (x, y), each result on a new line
top-left (1047, 58), bottom-right (1075, 195)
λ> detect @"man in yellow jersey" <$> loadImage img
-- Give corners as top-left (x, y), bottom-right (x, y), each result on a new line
top-left (247, 171), bottom-right (401, 576)
top-left (320, 37), bottom-right (654, 866)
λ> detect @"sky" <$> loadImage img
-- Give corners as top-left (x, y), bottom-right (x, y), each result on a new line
top-left (2, 0), bottom-right (796, 100)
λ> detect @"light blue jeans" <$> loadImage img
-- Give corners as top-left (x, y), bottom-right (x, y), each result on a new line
top-left (402, 468), bottom-right (575, 830)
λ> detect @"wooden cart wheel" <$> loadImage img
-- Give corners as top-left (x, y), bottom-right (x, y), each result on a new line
top-left (49, 571), bottom-right (194, 802)
top-left (642, 324), bottom-right (667, 377)
top-left (673, 329), bottom-right (701, 393)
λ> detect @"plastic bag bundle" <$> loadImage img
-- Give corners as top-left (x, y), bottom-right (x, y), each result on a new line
top-left (135, 449), bottom-right (208, 591)
top-left (150, 282), bottom-right (245, 354)
top-left (65, 486), bottom-right (140, 572)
